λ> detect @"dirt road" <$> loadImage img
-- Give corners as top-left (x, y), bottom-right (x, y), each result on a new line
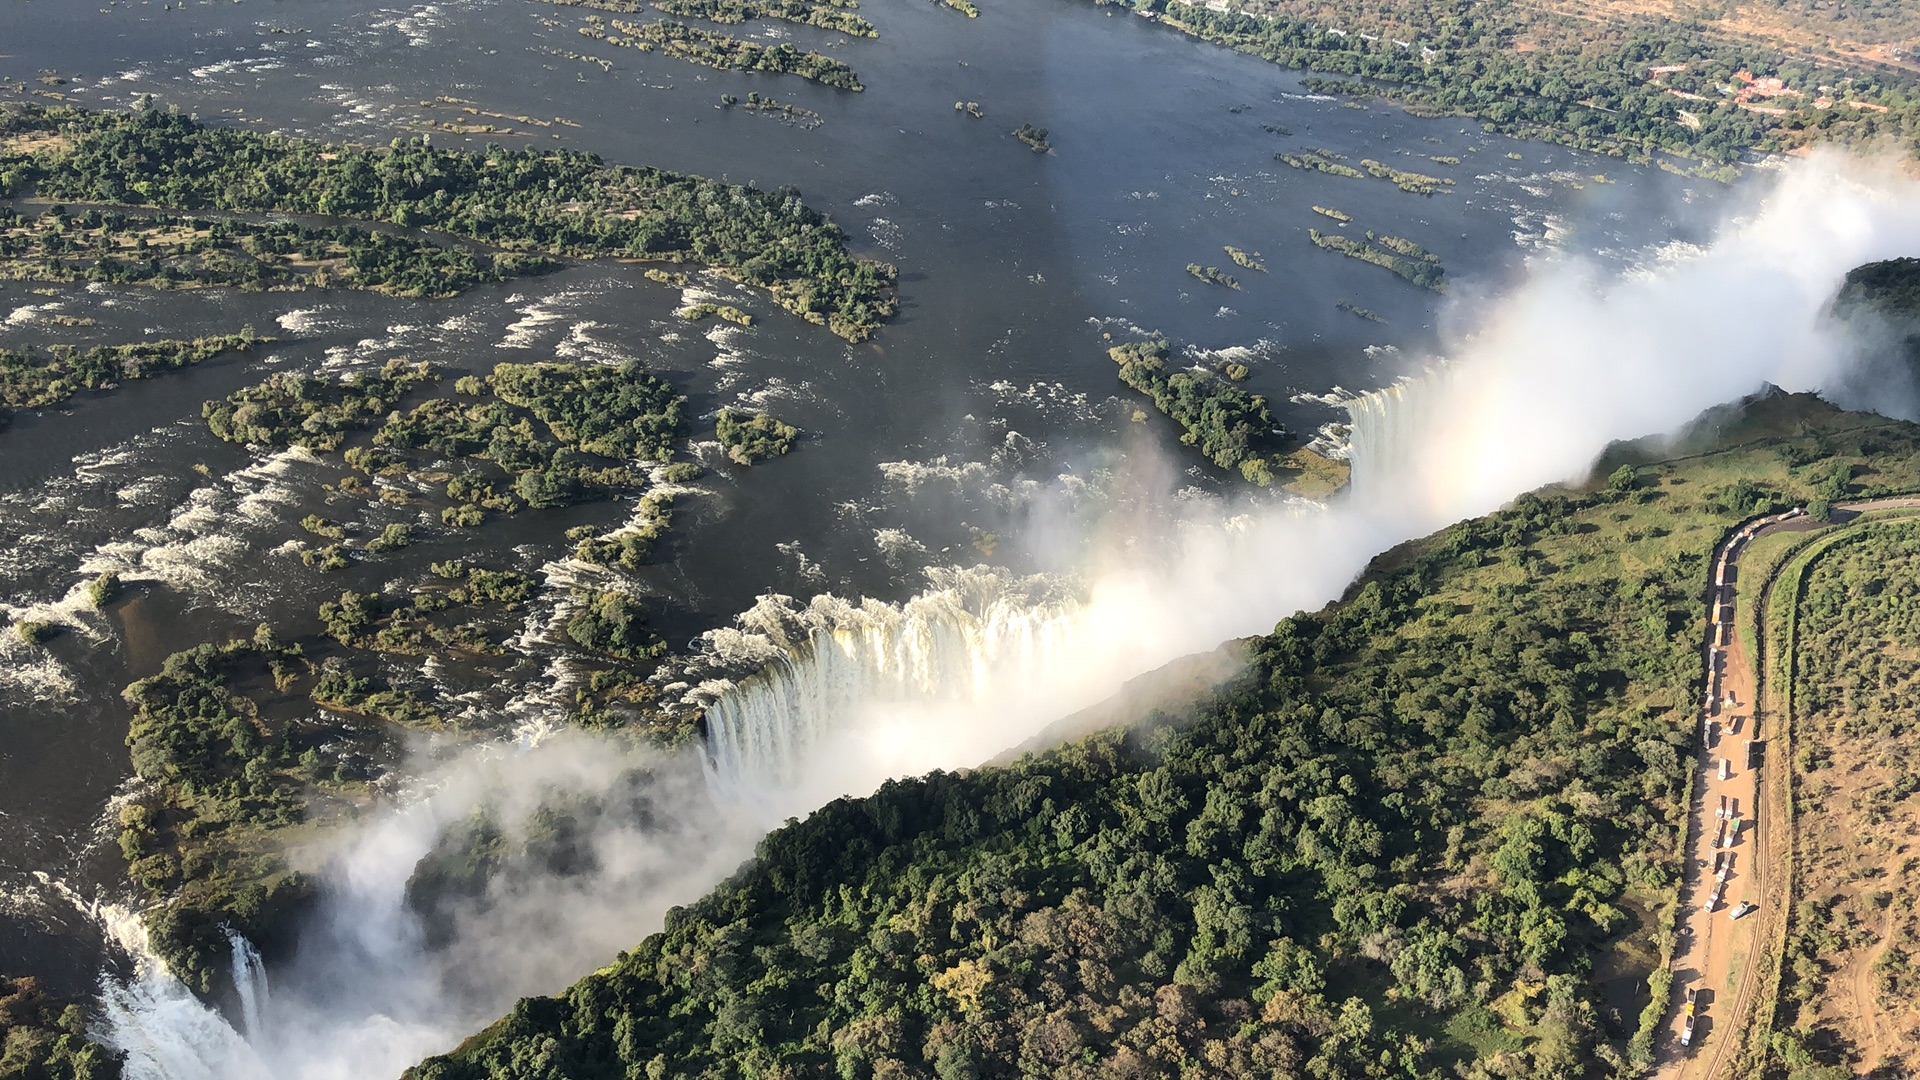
top-left (1653, 497), bottom-right (1920, 1080)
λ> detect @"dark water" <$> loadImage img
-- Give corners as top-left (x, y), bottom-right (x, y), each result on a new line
top-left (0, 0), bottom-right (1723, 996)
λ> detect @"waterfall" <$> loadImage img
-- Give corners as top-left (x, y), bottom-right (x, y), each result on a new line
top-left (1342, 366), bottom-right (1456, 498)
top-left (94, 912), bottom-right (267, 1080)
top-left (695, 566), bottom-right (1086, 808)
top-left (227, 933), bottom-right (269, 1040)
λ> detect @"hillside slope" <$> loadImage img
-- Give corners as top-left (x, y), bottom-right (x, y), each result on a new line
top-left (409, 394), bottom-right (1920, 1080)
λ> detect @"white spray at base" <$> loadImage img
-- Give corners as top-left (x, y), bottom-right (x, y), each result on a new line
top-left (95, 152), bottom-right (1920, 1078)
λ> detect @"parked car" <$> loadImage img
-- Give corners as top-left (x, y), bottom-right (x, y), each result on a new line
top-left (1731, 902), bottom-right (1758, 920)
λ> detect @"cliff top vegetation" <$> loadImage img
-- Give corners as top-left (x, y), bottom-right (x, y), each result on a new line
top-left (410, 392), bottom-right (1920, 1080)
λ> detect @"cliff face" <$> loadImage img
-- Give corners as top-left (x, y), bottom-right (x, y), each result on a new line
top-left (407, 395), bottom-right (1920, 1080)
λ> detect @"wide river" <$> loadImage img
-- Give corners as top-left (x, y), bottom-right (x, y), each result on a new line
top-left (0, 0), bottom-right (1720, 1011)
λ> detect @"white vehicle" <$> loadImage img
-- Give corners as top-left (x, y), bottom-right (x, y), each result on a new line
top-left (1714, 821), bottom-right (1727, 850)
top-left (1704, 720), bottom-right (1718, 748)
top-left (1728, 797), bottom-right (1739, 819)
top-left (1717, 795), bottom-right (1728, 820)
top-left (1722, 821), bottom-right (1737, 850)
top-left (1681, 1013), bottom-right (1696, 1047)
top-left (1720, 758), bottom-right (1732, 782)
top-left (1704, 885), bottom-right (1723, 913)
top-left (1731, 902), bottom-right (1758, 920)
top-left (1729, 715), bottom-right (1744, 735)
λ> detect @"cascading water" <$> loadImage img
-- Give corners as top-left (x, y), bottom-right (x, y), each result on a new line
top-left (1341, 366), bottom-right (1455, 497)
top-left (226, 933), bottom-right (269, 1040)
top-left (94, 911), bottom-right (265, 1080)
top-left (693, 566), bottom-right (1086, 811)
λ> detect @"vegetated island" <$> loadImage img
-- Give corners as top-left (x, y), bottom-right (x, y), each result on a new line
top-left (0, 206), bottom-right (560, 297)
top-left (934, 0), bottom-right (981, 18)
top-left (1277, 151), bottom-right (1454, 195)
top-left (544, 0), bottom-right (875, 37)
top-left (1310, 227), bottom-right (1446, 292)
top-left (1012, 123), bottom-right (1050, 152)
top-left (1110, 337), bottom-right (1345, 496)
top-left (654, 0), bottom-right (876, 36)
top-left (677, 301), bottom-right (754, 326)
top-left (0, 332), bottom-right (267, 429)
top-left (1074, 0), bottom-right (1920, 167)
top-left (1185, 262), bottom-right (1240, 289)
top-left (409, 391), bottom-right (1920, 1080)
top-left (578, 17), bottom-right (866, 91)
top-left (715, 407), bottom-right (799, 464)
top-left (1336, 298), bottom-right (1385, 323)
top-left (1311, 204), bottom-right (1350, 222)
top-left (0, 103), bottom-right (895, 340)
top-left (719, 92), bottom-right (824, 129)
top-left (122, 354), bottom-right (712, 991)
top-left (1276, 150), bottom-right (1363, 179)
top-left (1358, 158), bottom-right (1455, 195)
top-left (1223, 245), bottom-right (1266, 272)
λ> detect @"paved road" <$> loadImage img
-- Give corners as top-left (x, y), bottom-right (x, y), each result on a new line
top-left (1654, 497), bottom-right (1920, 1080)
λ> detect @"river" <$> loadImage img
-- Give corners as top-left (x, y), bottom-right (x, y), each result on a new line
top-left (0, 0), bottom-right (1719, 1032)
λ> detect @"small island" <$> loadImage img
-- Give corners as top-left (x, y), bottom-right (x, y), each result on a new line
top-left (1223, 245), bottom-right (1266, 272)
top-left (0, 333), bottom-right (269, 429)
top-left (588, 18), bottom-right (867, 90)
top-left (1359, 158), bottom-right (1454, 195)
top-left (1309, 227), bottom-right (1446, 292)
top-left (716, 408), bottom-right (800, 464)
top-left (1185, 263), bottom-right (1239, 289)
top-left (676, 302), bottom-right (755, 326)
top-left (653, 0), bottom-right (877, 37)
top-left (1335, 299), bottom-right (1386, 323)
top-left (720, 92), bottom-right (824, 129)
top-left (1107, 338), bottom-right (1344, 496)
top-left (1012, 123), bottom-right (1050, 152)
top-left (1276, 151), bottom-right (1364, 179)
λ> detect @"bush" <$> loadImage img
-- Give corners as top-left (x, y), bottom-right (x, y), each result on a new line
top-left (88, 571), bottom-right (122, 607)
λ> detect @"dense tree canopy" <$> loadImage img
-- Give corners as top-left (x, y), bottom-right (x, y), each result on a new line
top-left (0, 104), bottom-right (895, 339)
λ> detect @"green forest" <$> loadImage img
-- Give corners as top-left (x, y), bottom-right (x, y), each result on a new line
top-left (1763, 519), bottom-right (1920, 1075)
top-left (410, 396), bottom-right (1920, 1080)
top-left (0, 205), bottom-right (557, 297)
top-left (0, 103), bottom-right (895, 340)
top-left (0, 976), bottom-right (123, 1080)
top-left (0, 333), bottom-right (266, 426)
top-left (1082, 0), bottom-right (1920, 164)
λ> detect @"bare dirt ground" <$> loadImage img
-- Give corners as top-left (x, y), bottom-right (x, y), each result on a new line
top-left (1534, 0), bottom-right (1920, 74)
top-left (1789, 692), bottom-right (1920, 1075)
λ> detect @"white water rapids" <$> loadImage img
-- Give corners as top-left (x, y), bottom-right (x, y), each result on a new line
top-left (87, 153), bottom-right (1920, 1078)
